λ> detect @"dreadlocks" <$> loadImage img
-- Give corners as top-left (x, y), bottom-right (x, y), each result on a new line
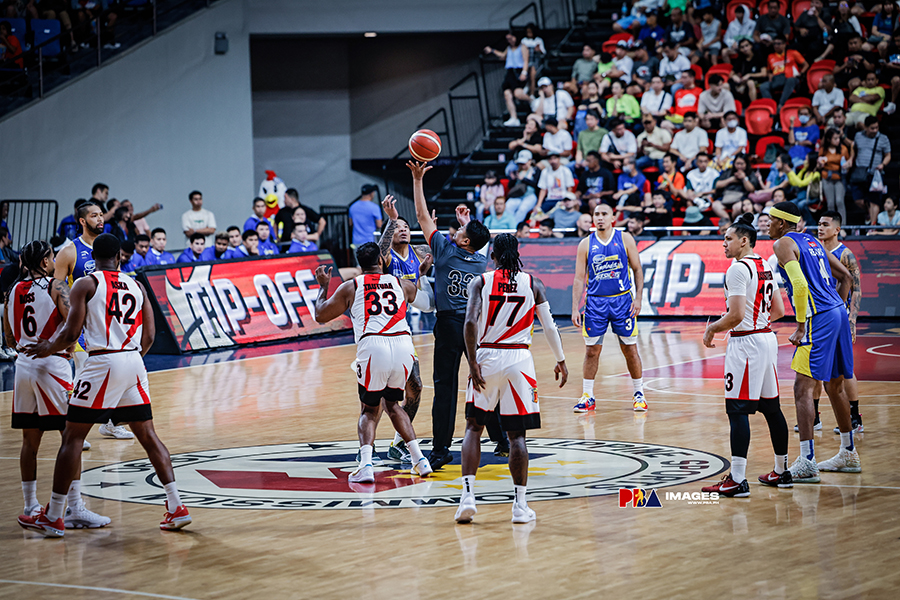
top-left (493, 233), bottom-right (522, 280)
top-left (5, 240), bottom-right (53, 303)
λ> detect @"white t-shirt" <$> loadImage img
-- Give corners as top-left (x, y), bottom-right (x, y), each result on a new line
top-left (812, 88), bottom-right (845, 117)
top-left (659, 54), bottom-right (691, 79)
top-left (531, 90), bottom-right (575, 123)
top-left (715, 126), bottom-right (748, 159)
top-left (181, 208), bottom-right (217, 245)
top-left (599, 130), bottom-right (638, 155)
top-left (877, 211), bottom-right (900, 226)
top-left (686, 166), bottom-right (720, 193)
top-left (640, 90), bottom-right (672, 114)
top-left (537, 166), bottom-right (575, 200)
top-left (671, 127), bottom-right (709, 161)
top-left (614, 55), bottom-right (634, 83)
top-left (542, 128), bottom-right (574, 155)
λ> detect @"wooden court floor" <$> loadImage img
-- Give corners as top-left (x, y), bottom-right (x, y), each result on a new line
top-left (0, 321), bottom-right (898, 600)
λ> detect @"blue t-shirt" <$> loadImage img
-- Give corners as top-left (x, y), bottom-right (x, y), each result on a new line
top-left (143, 249), bottom-right (176, 266)
top-left (429, 229), bottom-right (487, 312)
top-left (243, 216), bottom-right (274, 237)
top-left (618, 171), bottom-right (647, 193)
top-left (176, 248), bottom-right (203, 263)
top-left (57, 215), bottom-right (79, 240)
top-left (287, 240), bottom-right (318, 253)
top-left (639, 25), bottom-right (666, 44)
top-left (121, 252), bottom-right (145, 274)
top-left (789, 124), bottom-right (820, 163)
top-left (349, 200), bottom-right (383, 246)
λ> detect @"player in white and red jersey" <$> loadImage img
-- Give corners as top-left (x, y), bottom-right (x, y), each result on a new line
top-left (702, 214), bottom-right (792, 498)
top-left (314, 242), bottom-right (434, 484)
top-left (4, 240), bottom-right (110, 529)
top-left (455, 234), bottom-right (568, 524)
top-left (18, 234), bottom-right (190, 537)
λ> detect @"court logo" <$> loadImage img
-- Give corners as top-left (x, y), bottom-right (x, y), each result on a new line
top-left (81, 439), bottom-right (727, 511)
top-left (618, 488), bottom-right (662, 508)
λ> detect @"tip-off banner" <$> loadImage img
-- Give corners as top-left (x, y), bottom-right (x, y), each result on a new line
top-left (139, 252), bottom-right (351, 353)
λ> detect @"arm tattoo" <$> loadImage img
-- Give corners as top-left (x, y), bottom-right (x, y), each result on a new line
top-left (845, 253), bottom-right (862, 322)
top-left (53, 279), bottom-right (71, 312)
top-left (412, 244), bottom-right (431, 259)
top-left (377, 219), bottom-right (397, 260)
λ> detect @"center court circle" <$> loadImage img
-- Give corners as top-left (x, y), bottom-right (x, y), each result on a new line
top-left (81, 439), bottom-right (728, 510)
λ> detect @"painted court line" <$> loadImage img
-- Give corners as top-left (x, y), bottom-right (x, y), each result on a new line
top-left (0, 580), bottom-right (199, 600)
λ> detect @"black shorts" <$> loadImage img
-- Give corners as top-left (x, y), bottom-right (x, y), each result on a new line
top-left (726, 396), bottom-right (779, 415)
top-left (502, 68), bottom-right (525, 91)
top-left (67, 403), bottom-right (153, 424)
top-left (11, 413), bottom-right (67, 431)
top-left (358, 384), bottom-right (403, 407)
top-left (465, 402), bottom-right (541, 432)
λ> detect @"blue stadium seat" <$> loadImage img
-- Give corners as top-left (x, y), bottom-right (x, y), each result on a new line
top-left (32, 20), bottom-right (61, 57)
top-left (2, 18), bottom-right (27, 48)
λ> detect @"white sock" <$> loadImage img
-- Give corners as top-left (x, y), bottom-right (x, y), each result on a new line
top-left (840, 431), bottom-right (854, 452)
top-left (730, 457), bottom-right (747, 483)
top-left (774, 454), bottom-right (788, 475)
top-left (632, 378), bottom-right (643, 394)
top-left (582, 379), bottom-right (594, 396)
top-left (359, 444), bottom-right (373, 466)
top-left (514, 484), bottom-right (527, 506)
top-left (800, 439), bottom-right (814, 461)
top-left (164, 482), bottom-right (182, 510)
top-left (392, 431), bottom-right (403, 446)
top-left (22, 480), bottom-right (38, 508)
top-left (407, 439), bottom-right (424, 463)
top-left (67, 480), bottom-right (82, 509)
top-left (462, 475), bottom-right (476, 498)
top-left (47, 492), bottom-right (66, 521)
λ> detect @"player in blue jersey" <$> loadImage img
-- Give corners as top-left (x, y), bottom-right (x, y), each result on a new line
top-left (572, 203), bottom-right (646, 412)
top-left (769, 202), bottom-right (860, 482)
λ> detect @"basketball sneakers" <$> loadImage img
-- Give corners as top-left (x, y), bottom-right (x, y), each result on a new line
top-left (573, 394), bottom-right (595, 413)
top-left (511, 503), bottom-right (536, 523)
top-left (455, 495), bottom-right (477, 523)
top-left (788, 456), bottom-right (821, 483)
top-left (833, 414), bottom-right (863, 435)
top-left (18, 506), bottom-right (65, 537)
top-left (702, 474), bottom-right (750, 497)
top-left (633, 391), bottom-right (648, 412)
top-left (817, 448), bottom-right (862, 473)
top-left (758, 470), bottom-right (794, 488)
top-left (793, 412), bottom-right (822, 432)
top-left (99, 420), bottom-right (135, 439)
top-left (387, 441), bottom-right (411, 463)
top-left (349, 464), bottom-right (375, 484)
top-left (160, 503), bottom-right (192, 530)
top-left (411, 456), bottom-right (433, 477)
top-left (64, 503), bottom-right (111, 529)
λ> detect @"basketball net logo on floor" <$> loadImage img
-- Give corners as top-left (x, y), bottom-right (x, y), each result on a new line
top-left (81, 439), bottom-right (727, 510)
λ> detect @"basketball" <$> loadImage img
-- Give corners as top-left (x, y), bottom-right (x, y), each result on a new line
top-left (408, 129), bottom-right (442, 162)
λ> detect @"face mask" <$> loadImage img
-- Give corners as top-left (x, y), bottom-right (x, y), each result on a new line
top-left (727, 119), bottom-right (738, 129)
top-left (798, 115), bottom-right (810, 124)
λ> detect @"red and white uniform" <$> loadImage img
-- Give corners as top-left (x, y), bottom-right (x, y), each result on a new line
top-left (350, 274), bottom-right (415, 393)
top-left (69, 270), bottom-right (152, 410)
top-left (723, 255), bottom-right (779, 401)
top-left (8, 278), bottom-right (71, 426)
top-left (465, 270), bottom-right (540, 422)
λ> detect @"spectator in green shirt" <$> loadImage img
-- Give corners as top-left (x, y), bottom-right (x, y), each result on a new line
top-left (484, 196), bottom-right (518, 230)
top-left (605, 79), bottom-right (641, 125)
top-left (575, 110), bottom-right (608, 167)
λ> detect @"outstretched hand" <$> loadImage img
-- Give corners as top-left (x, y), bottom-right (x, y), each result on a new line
top-left (406, 160), bottom-right (433, 180)
top-left (456, 204), bottom-right (471, 226)
top-left (382, 194), bottom-right (399, 220)
top-left (315, 265), bottom-right (333, 289)
top-left (419, 254), bottom-right (433, 277)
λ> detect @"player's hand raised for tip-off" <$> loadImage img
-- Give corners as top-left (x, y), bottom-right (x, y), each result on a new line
top-left (406, 160), bottom-right (432, 180)
top-left (382, 195), bottom-right (399, 220)
top-left (555, 361), bottom-right (568, 388)
top-left (315, 265), bottom-right (332, 288)
top-left (455, 204), bottom-right (471, 226)
top-left (419, 254), bottom-right (433, 277)
top-left (468, 361), bottom-right (486, 392)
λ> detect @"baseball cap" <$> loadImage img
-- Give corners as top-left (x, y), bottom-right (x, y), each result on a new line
top-left (361, 183), bottom-right (378, 195)
top-left (564, 191), bottom-right (578, 201)
top-left (616, 40), bottom-right (630, 48)
top-left (515, 149), bottom-right (533, 163)
top-left (537, 76), bottom-right (553, 87)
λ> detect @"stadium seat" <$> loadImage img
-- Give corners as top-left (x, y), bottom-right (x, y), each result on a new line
top-left (745, 103), bottom-right (775, 135)
top-left (603, 33), bottom-right (633, 53)
top-left (691, 64), bottom-right (703, 82)
top-left (706, 64), bottom-right (733, 88)
top-left (32, 19), bottom-right (61, 57)
top-left (783, 97), bottom-right (812, 108)
top-left (734, 99), bottom-right (743, 115)
top-left (780, 99), bottom-right (811, 131)
top-left (4, 18), bottom-right (26, 47)
top-left (806, 60), bottom-right (835, 92)
top-left (791, 0), bottom-right (811, 16)
top-left (752, 135), bottom-right (786, 168)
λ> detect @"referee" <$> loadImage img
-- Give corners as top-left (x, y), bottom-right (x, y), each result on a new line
top-left (408, 161), bottom-right (500, 469)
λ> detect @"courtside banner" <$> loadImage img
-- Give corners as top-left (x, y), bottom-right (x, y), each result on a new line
top-left (519, 237), bottom-right (900, 318)
top-left (138, 252), bottom-right (351, 353)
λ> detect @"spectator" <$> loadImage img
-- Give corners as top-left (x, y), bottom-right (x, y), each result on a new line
top-left (577, 151), bottom-right (617, 211)
top-left (565, 44), bottom-right (599, 96)
top-left (812, 74), bottom-right (846, 126)
top-left (788, 106), bottom-right (820, 167)
top-left (177, 233), bottom-right (207, 263)
top-left (696, 9), bottom-right (722, 62)
top-left (713, 154), bottom-right (761, 218)
top-left (714, 111), bottom-right (748, 170)
top-left (570, 213), bottom-right (594, 238)
top-left (721, 5), bottom-right (755, 60)
top-left (576, 80), bottom-right (605, 121)
top-left (847, 71), bottom-right (886, 129)
top-left (669, 70), bottom-right (702, 123)
top-left (626, 215), bottom-right (646, 236)
top-left (833, 34), bottom-right (877, 92)
top-left (227, 226), bottom-right (242, 249)
top-left (575, 110), bottom-right (609, 166)
top-left (832, 1), bottom-right (863, 46)
top-left (639, 10), bottom-right (666, 48)
top-left (659, 42), bottom-right (692, 83)
top-left (276, 188), bottom-right (326, 242)
top-left (537, 153), bottom-right (575, 212)
top-left (756, 212), bottom-right (771, 236)
top-left (729, 38), bottom-right (767, 105)
top-left (870, 2), bottom-right (897, 49)
top-left (852, 116), bottom-right (891, 224)
top-left (508, 117), bottom-right (545, 160)
top-left (484, 196), bottom-right (518, 230)
top-left (732, 197), bottom-right (760, 221)
top-left (640, 75), bottom-right (673, 120)
top-left (761, 35), bottom-right (807, 110)
top-left (644, 191), bottom-right (674, 237)
top-left (600, 118), bottom-right (638, 170)
top-left (656, 153), bottom-right (687, 198)
top-left (90, 183), bottom-right (118, 223)
top-left (793, 0), bottom-right (830, 60)
top-left (636, 113), bottom-right (672, 170)
top-left (485, 31), bottom-right (531, 127)
top-left (538, 218), bottom-right (561, 238)
top-left (110, 206), bottom-right (135, 244)
top-left (515, 221), bottom-right (531, 238)
top-left (0, 20), bottom-right (23, 70)
top-left (685, 151), bottom-right (720, 207)
top-left (57, 200), bottom-right (83, 240)
top-left (256, 221), bottom-right (279, 255)
top-left (669, 112), bottom-right (709, 169)
top-left (120, 240), bottom-right (143, 273)
top-left (506, 150), bottom-right (540, 222)
top-left (614, 156), bottom-right (650, 211)
top-left (202, 232), bottom-right (231, 261)
top-left (665, 8), bottom-right (696, 54)
top-left (287, 223), bottom-right (319, 253)
top-left (225, 230), bottom-right (260, 259)
top-left (605, 79), bottom-right (641, 126)
top-left (698, 74), bottom-right (736, 129)
top-left (522, 23), bottom-right (546, 97)
top-left (786, 153), bottom-right (823, 224)
top-left (348, 184), bottom-right (383, 246)
top-left (0, 226), bottom-right (17, 263)
top-left (133, 233), bottom-right (150, 266)
top-left (818, 128), bottom-right (852, 224)
top-left (630, 41), bottom-right (660, 90)
top-left (244, 197), bottom-right (274, 235)
top-left (717, 215), bottom-right (733, 235)
top-left (540, 117), bottom-right (574, 164)
top-left (531, 77), bottom-right (576, 128)
top-left (613, 0), bottom-right (648, 33)
top-left (143, 228), bottom-right (176, 266)
top-left (546, 192), bottom-right (583, 229)
top-left (683, 205), bottom-right (714, 234)
top-left (754, 0), bottom-right (791, 51)
top-left (476, 171), bottom-right (506, 221)
top-left (872, 196), bottom-right (900, 235)
top-left (601, 42), bottom-right (634, 91)
top-left (181, 190), bottom-right (217, 246)
top-left (290, 205), bottom-right (318, 238)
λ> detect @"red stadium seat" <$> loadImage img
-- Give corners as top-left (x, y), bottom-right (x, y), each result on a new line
top-left (791, 0), bottom-right (811, 17)
top-left (745, 105), bottom-right (775, 135)
top-left (752, 135), bottom-right (785, 168)
top-left (750, 98), bottom-right (777, 113)
top-left (691, 64), bottom-right (704, 82)
top-left (783, 97), bottom-right (812, 108)
top-left (706, 64), bottom-right (733, 89)
top-left (734, 99), bottom-right (743, 115)
top-left (780, 103), bottom-right (810, 131)
top-left (726, 1), bottom-right (748, 23)
top-left (806, 60), bottom-right (835, 92)
top-left (610, 32), bottom-right (634, 44)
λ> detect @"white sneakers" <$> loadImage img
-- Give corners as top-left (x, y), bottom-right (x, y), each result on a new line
top-left (99, 420), bottom-right (134, 439)
top-left (455, 496), bottom-right (477, 523)
top-left (349, 464), bottom-right (374, 484)
top-left (411, 457), bottom-right (433, 477)
top-left (503, 117), bottom-right (521, 127)
top-left (82, 439), bottom-right (91, 451)
top-left (885, 102), bottom-right (897, 115)
top-left (511, 503), bottom-right (536, 524)
top-left (789, 456), bottom-right (821, 484)
top-left (817, 448), bottom-right (862, 473)
top-left (64, 503), bottom-right (111, 529)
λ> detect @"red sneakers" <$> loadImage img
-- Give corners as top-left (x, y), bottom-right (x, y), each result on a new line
top-left (18, 506), bottom-right (65, 537)
top-left (160, 503), bottom-right (192, 531)
top-left (701, 474), bottom-right (750, 497)
top-left (758, 470), bottom-right (794, 488)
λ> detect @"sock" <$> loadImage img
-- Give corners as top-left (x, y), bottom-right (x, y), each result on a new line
top-left (841, 431), bottom-right (854, 452)
top-left (67, 480), bottom-right (82, 509)
top-left (359, 444), bottom-right (373, 466)
top-left (47, 492), bottom-right (66, 521)
top-left (632, 378), bottom-right (643, 394)
top-left (850, 400), bottom-right (860, 419)
top-left (514, 484), bottom-right (527, 506)
top-left (800, 439), bottom-right (814, 462)
top-left (22, 480), bottom-right (38, 508)
top-left (392, 431), bottom-right (403, 446)
top-left (582, 379), bottom-right (594, 396)
top-left (730, 457), bottom-right (747, 483)
top-left (164, 482), bottom-right (182, 510)
top-left (407, 439), bottom-right (424, 463)
top-left (462, 475), bottom-right (476, 498)
top-left (774, 454), bottom-right (788, 475)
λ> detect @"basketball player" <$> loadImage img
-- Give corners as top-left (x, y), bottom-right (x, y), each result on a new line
top-left (768, 202), bottom-right (860, 482)
top-left (816, 211), bottom-right (864, 435)
top-left (5, 241), bottom-right (110, 528)
top-left (18, 234), bottom-right (191, 536)
top-left (375, 196), bottom-right (435, 463)
top-left (313, 242), bottom-right (434, 483)
top-left (571, 203), bottom-right (646, 413)
top-left (456, 234), bottom-right (567, 524)
top-left (701, 214), bottom-right (792, 497)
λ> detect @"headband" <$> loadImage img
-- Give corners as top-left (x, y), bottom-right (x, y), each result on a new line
top-left (769, 207), bottom-right (801, 224)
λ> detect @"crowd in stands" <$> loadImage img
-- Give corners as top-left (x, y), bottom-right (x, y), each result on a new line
top-left (477, 2), bottom-right (900, 237)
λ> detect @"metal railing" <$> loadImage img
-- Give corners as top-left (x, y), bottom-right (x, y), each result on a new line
top-left (1, 200), bottom-right (58, 250)
top-left (509, 2), bottom-right (541, 29)
top-left (448, 72), bottom-right (485, 158)
top-left (318, 205), bottom-right (353, 268)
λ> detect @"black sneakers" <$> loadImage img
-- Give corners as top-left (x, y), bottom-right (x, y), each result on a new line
top-left (428, 448), bottom-right (453, 470)
top-left (758, 469), bottom-right (794, 488)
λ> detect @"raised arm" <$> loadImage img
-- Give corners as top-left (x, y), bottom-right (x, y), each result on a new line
top-left (312, 266), bottom-right (355, 323)
top-left (377, 195), bottom-right (399, 266)
top-left (407, 161), bottom-right (437, 241)
top-left (571, 237), bottom-right (590, 327)
top-left (132, 203), bottom-right (161, 222)
top-left (137, 281), bottom-right (155, 356)
top-left (623, 231), bottom-right (644, 318)
top-left (464, 275), bottom-right (486, 391)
